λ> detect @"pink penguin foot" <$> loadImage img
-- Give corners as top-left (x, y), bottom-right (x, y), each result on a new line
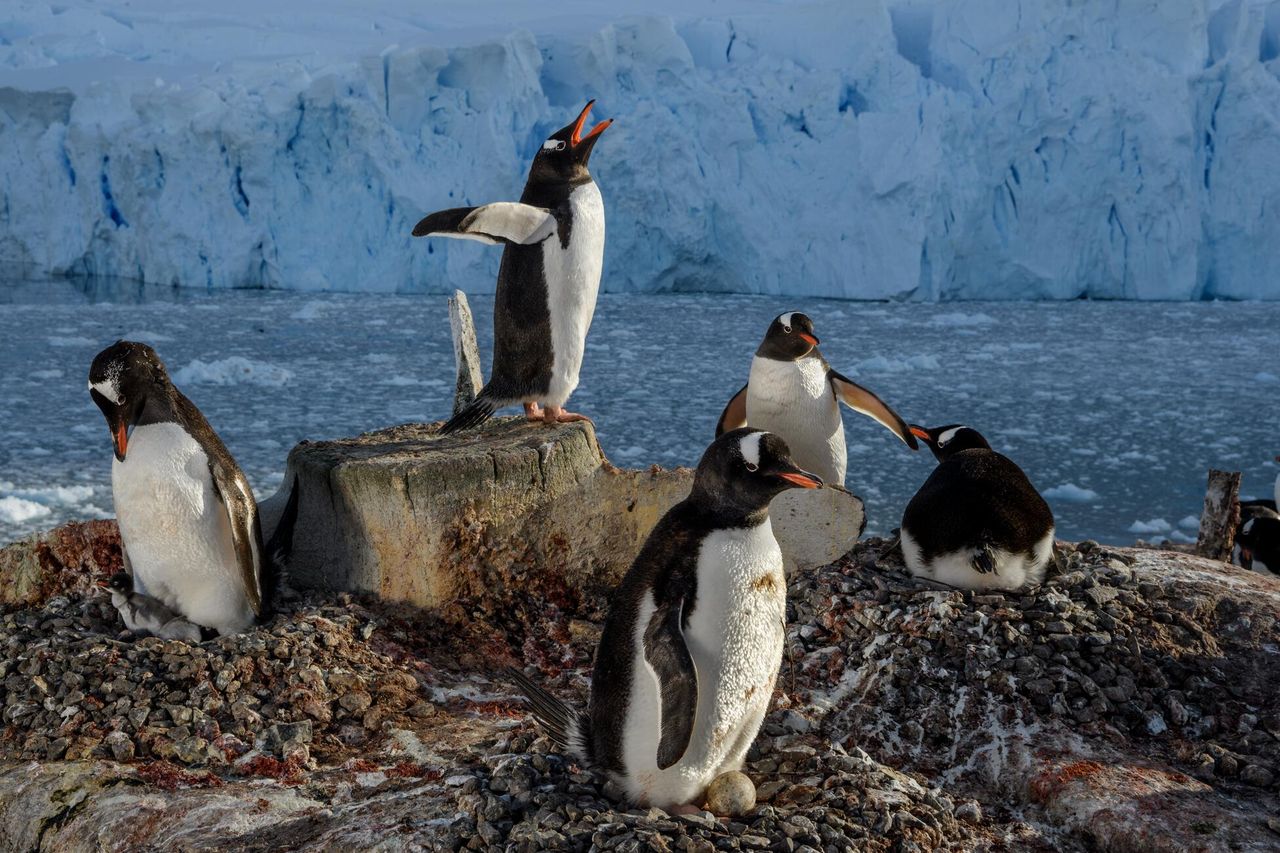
top-left (542, 405), bottom-right (593, 425)
top-left (523, 402), bottom-right (544, 421)
top-left (667, 803), bottom-right (703, 816)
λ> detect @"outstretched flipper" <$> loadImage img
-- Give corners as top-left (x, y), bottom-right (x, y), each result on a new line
top-left (412, 203), bottom-right (557, 246)
top-left (828, 369), bottom-right (919, 449)
top-left (643, 596), bottom-right (698, 770)
top-left (715, 384), bottom-right (749, 437)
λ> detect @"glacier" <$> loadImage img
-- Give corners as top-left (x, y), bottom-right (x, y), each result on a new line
top-left (1, 0), bottom-right (1278, 299)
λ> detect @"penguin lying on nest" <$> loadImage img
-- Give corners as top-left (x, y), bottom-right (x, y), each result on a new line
top-left (89, 341), bottom-right (298, 637)
top-left (413, 101), bottom-right (612, 433)
top-left (716, 311), bottom-right (917, 488)
top-left (509, 428), bottom-right (822, 812)
top-left (900, 424), bottom-right (1055, 591)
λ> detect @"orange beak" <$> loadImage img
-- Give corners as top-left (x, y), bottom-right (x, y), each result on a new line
top-left (777, 471), bottom-right (823, 489)
top-left (909, 426), bottom-right (931, 442)
top-left (799, 333), bottom-right (819, 346)
top-left (113, 420), bottom-right (129, 461)
top-left (570, 100), bottom-right (612, 147)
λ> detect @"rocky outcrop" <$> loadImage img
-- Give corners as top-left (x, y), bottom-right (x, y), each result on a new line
top-left (0, 520), bottom-right (122, 607)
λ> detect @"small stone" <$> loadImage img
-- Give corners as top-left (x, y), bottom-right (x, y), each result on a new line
top-left (705, 771), bottom-right (756, 817)
top-left (339, 691), bottom-right (372, 713)
top-left (954, 800), bottom-right (982, 823)
top-left (1240, 765), bottom-right (1275, 787)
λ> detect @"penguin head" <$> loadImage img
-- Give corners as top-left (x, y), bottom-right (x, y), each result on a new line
top-left (103, 572), bottom-right (134, 595)
top-left (1237, 516), bottom-right (1278, 568)
top-left (757, 312), bottom-right (820, 361)
top-left (88, 340), bottom-right (169, 462)
top-left (908, 424), bottom-right (991, 462)
top-left (693, 428), bottom-right (823, 518)
top-left (529, 100), bottom-right (612, 183)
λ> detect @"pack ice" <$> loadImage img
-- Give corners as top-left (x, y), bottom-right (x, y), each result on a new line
top-left (1, 0), bottom-right (1278, 299)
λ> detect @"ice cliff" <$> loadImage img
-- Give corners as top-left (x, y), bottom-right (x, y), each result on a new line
top-left (1, 0), bottom-right (1278, 299)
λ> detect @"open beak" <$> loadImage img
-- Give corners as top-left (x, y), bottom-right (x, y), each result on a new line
top-left (774, 464), bottom-right (823, 489)
top-left (799, 332), bottom-right (819, 346)
top-left (909, 425), bottom-right (932, 444)
top-left (570, 100), bottom-right (612, 149)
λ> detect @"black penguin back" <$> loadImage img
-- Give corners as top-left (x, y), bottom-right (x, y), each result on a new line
top-left (903, 449), bottom-right (1053, 561)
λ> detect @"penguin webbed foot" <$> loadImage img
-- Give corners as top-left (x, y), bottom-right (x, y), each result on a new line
top-left (523, 402), bottom-right (544, 421)
top-left (542, 406), bottom-right (592, 425)
top-left (667, 803), bottom-right (704, 816)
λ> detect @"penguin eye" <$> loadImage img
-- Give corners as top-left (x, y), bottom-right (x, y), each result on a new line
top-left (543, 139), bottom-right (567, 152)
top-left (783, 325), bottom-right (792, 334)
top-left (744, 462), bottom-right (758, 472)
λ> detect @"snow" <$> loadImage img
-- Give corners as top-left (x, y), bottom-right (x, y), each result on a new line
top-left (2, 1), bottom-right (1280, 299)
top-left (2, 285), bottom-right (1278, 546)
top-left (1043, 484), bottom-right (1100, 503)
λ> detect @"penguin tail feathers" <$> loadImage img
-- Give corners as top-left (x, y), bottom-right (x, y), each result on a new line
top-left (262, 474), bottom-right (300, 610)
top-left (439, 393), bottom-right (498, 435)
top-left (504, 666), bottom-right (591, 763)
top-left (972, 544), bottom-right (997, 575)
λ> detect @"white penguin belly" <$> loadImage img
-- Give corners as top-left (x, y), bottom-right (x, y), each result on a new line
top-left (901, 527), bottom-right (1055, 591)
top-left (620, 522), bottom-right (787, 808)
top-left (746, 356), bottom-right (844, 485)
top-left (543, 182), bottom-right (605, 406)
top-left (112, 423), bottom-right (255, 633)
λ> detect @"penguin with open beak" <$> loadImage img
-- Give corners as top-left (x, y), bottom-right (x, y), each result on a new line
top-left (414, 101), bottom-right (612, 432)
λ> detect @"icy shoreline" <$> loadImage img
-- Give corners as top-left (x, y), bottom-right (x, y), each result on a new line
top-left (2, 1), bottom-right (1280, 299)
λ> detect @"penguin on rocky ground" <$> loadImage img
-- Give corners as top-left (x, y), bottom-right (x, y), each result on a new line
top-left (900, 424), bottom-right (1054, 591)
top-left (508, 428), bottom-right (822, 812)
top-left (1235, 508), bottom-right (1280, 575)
top-left (413, 101), bottom-right (612, 433)
top-left (88, 341), bottom-right (297, 636)
top-left (102, 572), bottom-right (204, 642)
top-left (716, 311), bottom-right (917, 486)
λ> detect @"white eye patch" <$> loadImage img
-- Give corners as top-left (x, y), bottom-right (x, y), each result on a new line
top-left (542, 139), bottom-right (567, 151)
top-left (779, 312), bottom-right (794, 332)
top-left (740, 431), bottom-right (763, 469)
top-left (936, 427), bottom-right (962, 446)
top-left (1242, 519), bottom-right (1255, 535)
top-left (89, 378), bottom-right (122, 405)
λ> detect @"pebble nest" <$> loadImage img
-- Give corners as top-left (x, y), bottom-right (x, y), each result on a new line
top-left (2, 534), bottom-right (1277, 851)
top-left (786, 538), bottom-right (1280, 793)
top-left (0, 590), bottom-right (434, 770)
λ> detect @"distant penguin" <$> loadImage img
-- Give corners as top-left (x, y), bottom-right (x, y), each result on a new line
top-left (901, 424), bottom-right (1055, 591)
top-left (89, 341), bottom-right (282, 636)
top-left (716, 312), bottom-right (917, 486)
top-left (414, 101), bottom-right (612, 432)
top-left (1235, 508), bottom-right (1280, 575)
top-left (104, 572), bottom-right (203, 643)
top-left (509, 428), bottom-right (822, 811)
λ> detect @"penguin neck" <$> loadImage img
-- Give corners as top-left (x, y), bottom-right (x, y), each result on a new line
top-left (687, 487), bottom-right (772, 530)
top-left (520, 173), bottom-right (592, 207)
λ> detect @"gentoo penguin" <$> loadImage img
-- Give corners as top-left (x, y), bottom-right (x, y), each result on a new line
top-left (413, 101), bottom-right (612, 433)
top-left (509, 428), bottom-right (822, 811)
top-left (88, 341), bottom-right (275, 636)
top-left (716, 312), bottom-right (917, 486)
top-left (901, 424), bottom-right (1054, 591)
top-left (103, 572), bottom-right (204, 643)
top-left (1236, 516), bottom-right (1279, 575)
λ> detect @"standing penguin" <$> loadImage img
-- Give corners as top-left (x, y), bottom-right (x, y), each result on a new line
top-left (1236, 512), bottom-right (1280, 575)
top-left (716, 312), bottom-right (917, 486)
top-left (509, 428), bottom-right (822, 811)
top-left (413, 101), bottom-right (612, 433)
top-left (88, 341), bottom-right (275, 636)
top-left (901, 424), bottom-right (1055, 591)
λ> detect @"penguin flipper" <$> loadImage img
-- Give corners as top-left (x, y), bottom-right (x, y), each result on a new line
top-left (643, 597), bottom-right (698, 770)
top-left (208, 460), bottom-right (268, 619)
top-left (265, 474), bottom-right (300, 595)
top-left (413, 202), bottom-right (556, 246)
top-left (715, 384), bottom-right (749, 437)
top-left (828, 368), bottom-right (919, 450)
top-left (972, 546), bottom-right (997, 575)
